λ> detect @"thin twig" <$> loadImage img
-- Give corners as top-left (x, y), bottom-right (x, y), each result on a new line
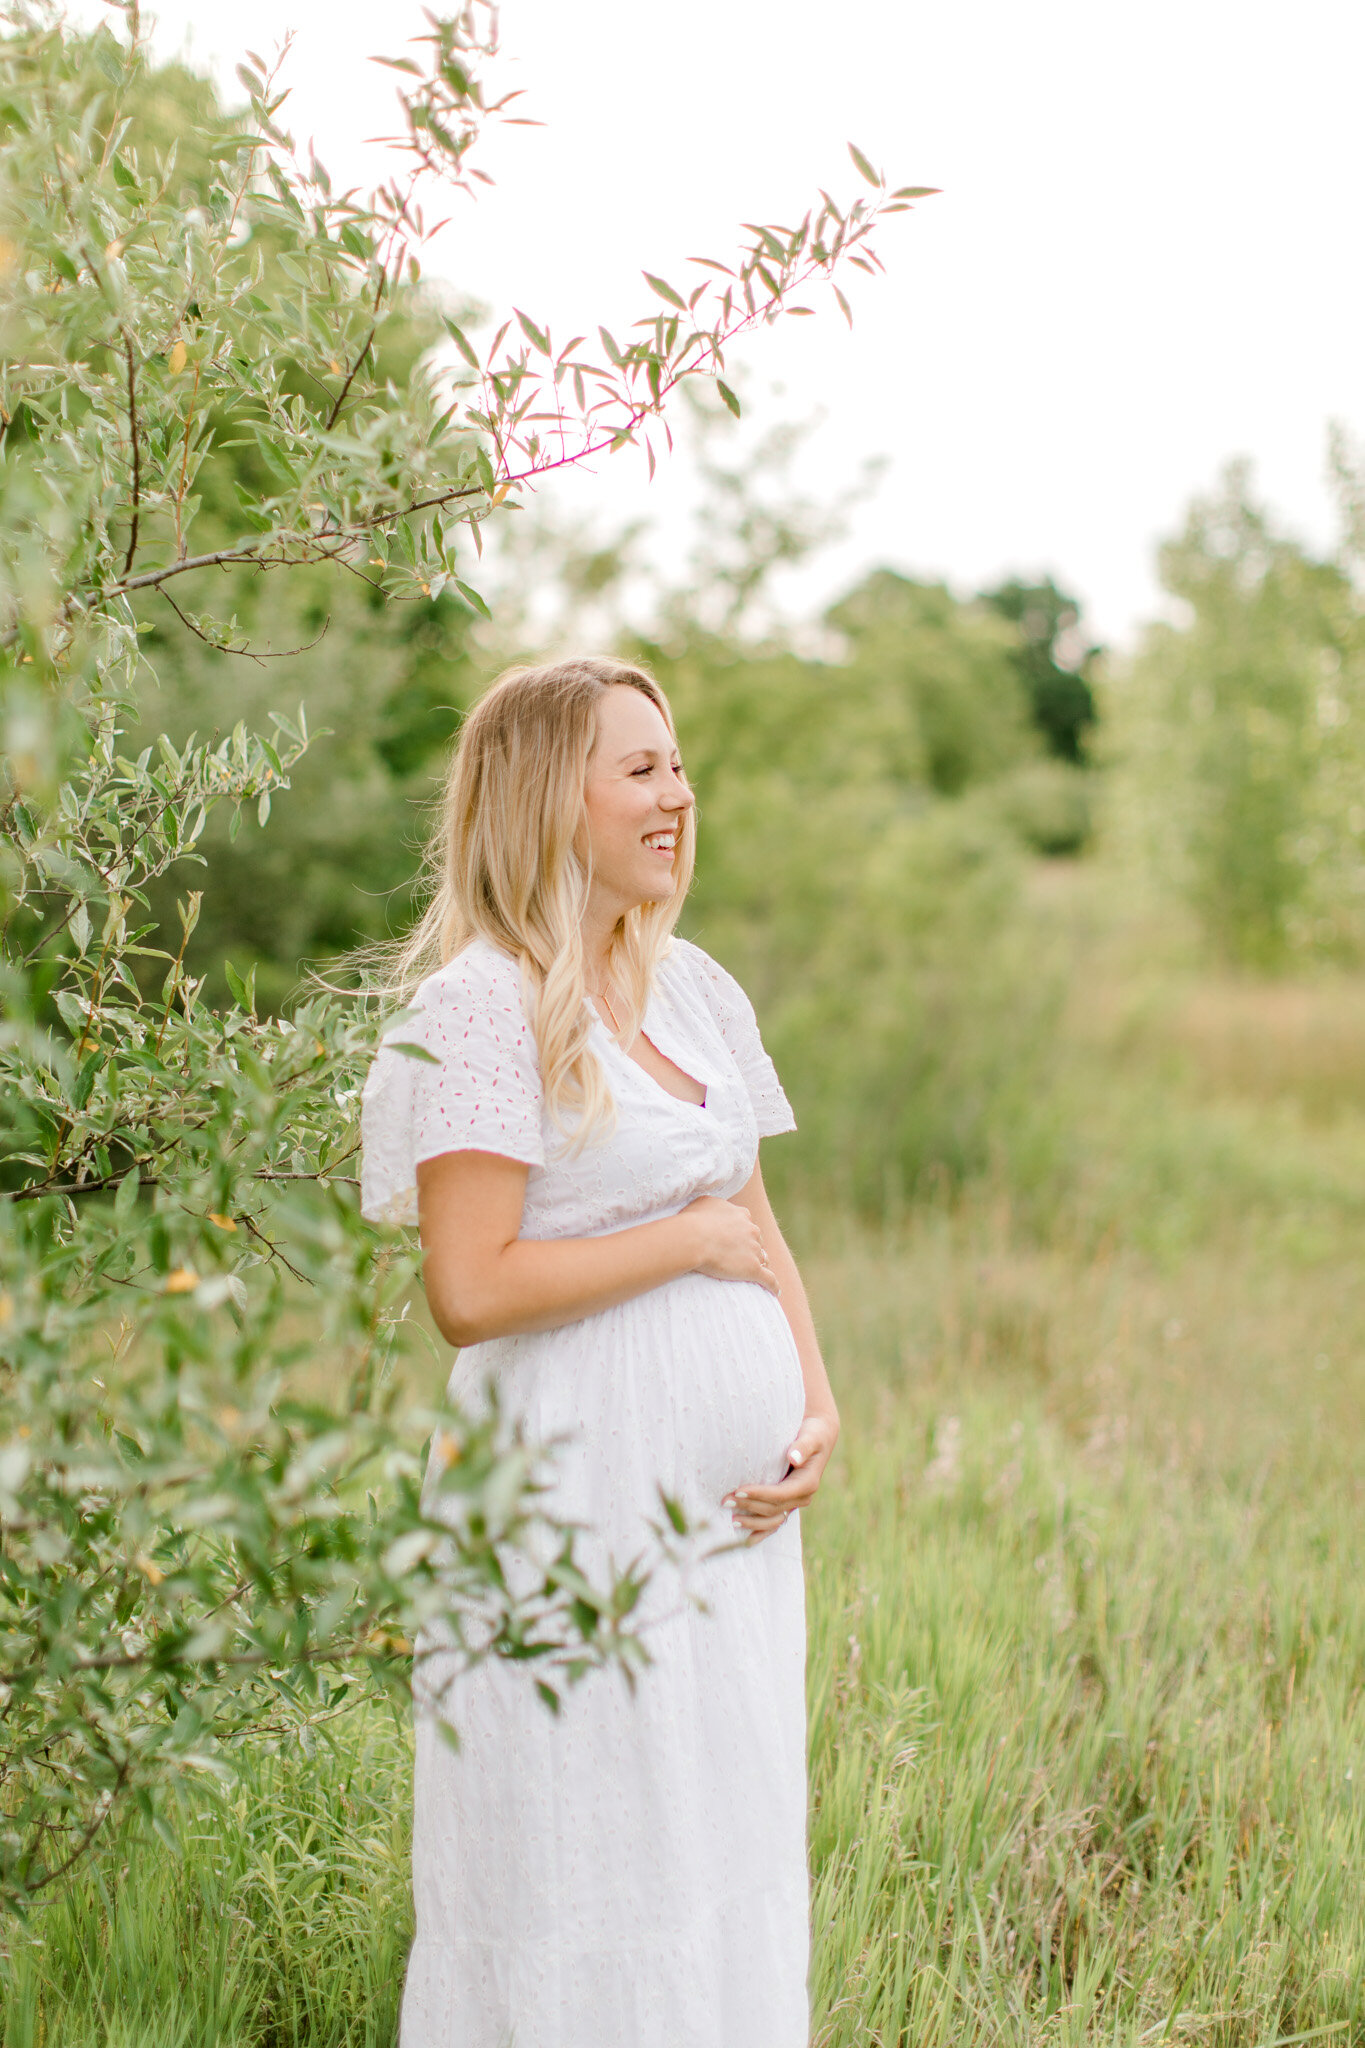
top-left (173, 359), bottom-right (200, 559)
top-left (26, 1755), bottom-right (130, 1896)
top-left (121, 331), bottom-right (141, 578)
top-left (324, 325), bottom-right (375, 431)
top-left (19, 891), bottom-right (82, 966)
top-left (159, 586), bottom-right (330, 662)
top-left (241, 1210), bottom-right (310, 1286)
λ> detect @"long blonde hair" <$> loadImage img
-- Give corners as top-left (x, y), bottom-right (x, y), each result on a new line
top-left (389, 656), bottom-right (695, 1142)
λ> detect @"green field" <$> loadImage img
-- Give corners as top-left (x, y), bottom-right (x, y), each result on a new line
top-left (5, 874), bottom-right (1364, 2047)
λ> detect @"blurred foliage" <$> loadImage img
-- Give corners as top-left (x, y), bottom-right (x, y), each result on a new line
top-left (826, 570), bottom-right (1036, 796)
top-left (1115, 459), bottom-right (1365, 968)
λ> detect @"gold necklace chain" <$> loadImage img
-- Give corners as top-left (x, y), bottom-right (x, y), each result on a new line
top-left (590, 981), bottom-right (623, 1035)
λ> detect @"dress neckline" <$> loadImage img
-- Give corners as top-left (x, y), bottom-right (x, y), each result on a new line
top-left (589, 993), bottom-right (712, 1113)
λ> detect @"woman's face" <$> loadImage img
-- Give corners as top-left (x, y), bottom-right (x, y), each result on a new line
top-left (581, 685), bottom-right (694, 918)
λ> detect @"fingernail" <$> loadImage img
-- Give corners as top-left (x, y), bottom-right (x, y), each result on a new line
top-left (734, 1490), bottom-right (749, 1500)
top-left (789, 1449), bottom-right (804, 1466)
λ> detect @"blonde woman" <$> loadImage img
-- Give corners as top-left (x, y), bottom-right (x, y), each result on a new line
top-left (360, 657), bottom-right (838, 2047)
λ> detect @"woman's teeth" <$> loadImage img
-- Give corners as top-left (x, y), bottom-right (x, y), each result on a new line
top-left (644, 832), bottom-right (675, 853)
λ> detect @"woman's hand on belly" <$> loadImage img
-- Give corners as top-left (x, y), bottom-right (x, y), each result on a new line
top-left (681, 1195), bottom-right (781, 1297)
top-left (723, 1411), bottom-right (839, 1544)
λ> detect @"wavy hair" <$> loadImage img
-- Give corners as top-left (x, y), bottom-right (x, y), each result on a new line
top-left (386, 656), bottom-right (695, 1144)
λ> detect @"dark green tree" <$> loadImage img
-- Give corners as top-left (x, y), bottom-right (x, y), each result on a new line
top-left (980, 575), bottom-right (1099, 763)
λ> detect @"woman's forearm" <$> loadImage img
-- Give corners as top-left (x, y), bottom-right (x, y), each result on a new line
top-left (425, 1210), bottom-right (701, 1347)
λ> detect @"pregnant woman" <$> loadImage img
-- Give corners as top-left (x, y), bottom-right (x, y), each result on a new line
top-left (360, 656), bottom-right (839, 2047)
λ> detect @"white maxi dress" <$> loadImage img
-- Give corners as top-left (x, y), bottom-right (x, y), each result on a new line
top-left (359, 936), bottom-right (809, 2048)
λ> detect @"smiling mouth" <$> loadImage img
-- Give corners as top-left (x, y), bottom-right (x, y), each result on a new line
top-left (644, 831), bottom-right (677, 855)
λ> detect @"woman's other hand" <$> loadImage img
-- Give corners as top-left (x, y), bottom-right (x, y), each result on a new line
top-left (682, 1195), bottom-right (781, 1296)
top-left (724, 1411), bottom-right (839, 1543)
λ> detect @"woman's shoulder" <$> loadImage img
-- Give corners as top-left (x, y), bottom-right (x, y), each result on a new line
top-left (374, 939), bottom-right (534, 1068)
top-left (657, 936), bottom-right (794, 1132)
top-left (411, 937), bottom-right (528, 1019)
top-left (658, 936), bottom-right (755, 1019)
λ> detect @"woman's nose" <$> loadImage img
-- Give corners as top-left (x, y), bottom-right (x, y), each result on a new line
top-left (663, 771), bottom-right (695, 810)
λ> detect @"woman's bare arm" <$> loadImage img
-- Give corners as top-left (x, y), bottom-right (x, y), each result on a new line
top-left (416, 1149), bottom-right (778, 1347)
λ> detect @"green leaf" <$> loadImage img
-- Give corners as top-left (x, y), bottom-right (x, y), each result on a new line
top-left (388, 1040), bottom-right (441, 1066)
top-left (444, 318), bottom-right (481, 370)
top-left (847, 142), bottom-right (881, 188)
top-left (892, 185), bottom-right (941, 200)
top-left (660, 1492), bottom-right (688, 1537)
top-left (72, 1051), bottom-right (102, 1111)
top-left (716, 380), bottom-right (741, 419)
top-left (515, 309), bottom-right (550, 356)
top-left (642, 273), bottom-right (687, 312)
top-left (223, 960), bottom-right (256, 1014)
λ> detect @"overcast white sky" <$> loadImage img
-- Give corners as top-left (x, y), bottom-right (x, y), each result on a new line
top-left (86, 0), bottom-right (1365, 647)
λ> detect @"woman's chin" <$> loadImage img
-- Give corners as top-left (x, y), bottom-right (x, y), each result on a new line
top-left (634, 869), bottom-right (679, 906)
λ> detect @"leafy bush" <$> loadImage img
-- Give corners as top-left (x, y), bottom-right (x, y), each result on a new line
top-left (0, 3), bottom-right (909, 1909)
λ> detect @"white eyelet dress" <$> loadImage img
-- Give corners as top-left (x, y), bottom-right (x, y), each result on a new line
top-left (359, 937), bottom-right (808, 2048)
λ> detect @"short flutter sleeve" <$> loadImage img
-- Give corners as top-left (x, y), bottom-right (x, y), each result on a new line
top-left (359, 943), bottom-right (544, 1227)
top-left (673, 940), bottom-right (796, 1138)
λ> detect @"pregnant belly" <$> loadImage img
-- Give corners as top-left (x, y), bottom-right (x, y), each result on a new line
top-left (453, 1274), bottom-right (805, 1535)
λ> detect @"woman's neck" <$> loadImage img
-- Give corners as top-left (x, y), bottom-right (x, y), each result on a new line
top-left (580, 905), bottom-right (620, 994)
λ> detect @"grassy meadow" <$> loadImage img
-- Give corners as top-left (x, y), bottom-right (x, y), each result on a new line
top-left (5, 867), bottom-right (1365, 2047)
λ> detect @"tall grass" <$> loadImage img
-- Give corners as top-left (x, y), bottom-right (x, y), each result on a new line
top-left (2, 1714), bottom-right (413, 2048)
top-left (6, 870), bottom-right (1365, 2045)
top-left (804, 1213), bottom-right (1365, 2045)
